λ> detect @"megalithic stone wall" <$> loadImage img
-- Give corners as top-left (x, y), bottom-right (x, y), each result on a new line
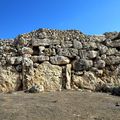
top-left (0, 28), bottom-right (120, 93)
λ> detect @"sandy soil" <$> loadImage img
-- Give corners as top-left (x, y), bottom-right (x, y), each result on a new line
top-left (0, 90), bottom-right (120, 120)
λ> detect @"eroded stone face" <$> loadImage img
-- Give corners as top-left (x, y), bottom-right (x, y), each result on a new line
top-left (72, 72), bottom-right (104, 91)
top-left (32, 62), bottom-right (62, 91)
top-left (0, 66), bottom-right (20, 92)
top-left (57, 48), bottom-right (78, 58)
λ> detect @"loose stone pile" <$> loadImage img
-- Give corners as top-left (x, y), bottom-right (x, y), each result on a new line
top-left (0, 28), bottom-right (120, 94)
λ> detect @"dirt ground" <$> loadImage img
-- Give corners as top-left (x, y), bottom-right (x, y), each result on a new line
top-left (0, 90), bottom-right (120, 120)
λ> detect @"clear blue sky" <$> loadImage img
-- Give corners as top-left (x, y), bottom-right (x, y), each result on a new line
top-left (0, 0), bottom-right (120, 38)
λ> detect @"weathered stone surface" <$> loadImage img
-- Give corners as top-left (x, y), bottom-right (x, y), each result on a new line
top-left (31, 56), bottom-right (39, 62)
top-left (106, 48), bottom-right (118, 55)
top-left (88, 50), bottom-right (98, 59)
top-left (1, 60), bottom-right (6, 66)
top-left (22, 47), bottom-right (33, 55)
top-left (32, 38), bottom-right (50, 46)
top-left (38, 55), bottom-right (49, 62)
top-left (32, 62), bottom-right (62, 91)
top-left (39, 46), bottom-right (45, 55)
top-left (79, 50), bottom-right (88, 59)
top-left (22, 56), bottom-right (34, 90)
top-left (50, 56), bottom-right (70, 65)
top-left (58, 48), bottom-right (78, 58)
top-left (72, 72), bottom-right (104, 91)
top-left (61, 40), bottom-right (73, 48)
top-left (82, 42), bottom-right (97, 50)
top-left (94, 60), bottom-right (106, 69)
top-left (22, 56), bottom-right (33, 67)
top-left (0, 67), bottom-right (20, 92)
top-left (35, 31), bottom-right (47, 39)
top-left (73, 40), bottom-right (82, 49)
top-left (98, 44), bottom-right (108, 54)
top-left (72, 59), bottom-right (93, 71)
top-left (9, 57), bottom-right (17, 65)
top-left (104, 32), bottom-right (119, 39)
top-left (32, 38), bottom-right (60, 46)
top-left (15, 56), bottom-right (22, 64)
top-left (106, 39), bottom-right (120, 48)
top-left (104, 56), bottom-right (120, 65)
top-left (44, 48), bottom-right (56, 56)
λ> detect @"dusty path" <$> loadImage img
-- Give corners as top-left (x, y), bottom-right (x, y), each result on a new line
top-left (0, 91), bottom-right (120, 120)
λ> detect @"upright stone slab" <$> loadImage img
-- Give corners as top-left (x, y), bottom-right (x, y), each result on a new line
top-left (65, 64), bottom-right (72, 89)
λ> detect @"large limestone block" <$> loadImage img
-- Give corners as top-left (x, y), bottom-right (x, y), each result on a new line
top-left (32, 62), bottom-right (62, 91)
top-left (0, 67), bottom-right (20, 92)
top-left (50, 56), bottom-right (70, 65)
